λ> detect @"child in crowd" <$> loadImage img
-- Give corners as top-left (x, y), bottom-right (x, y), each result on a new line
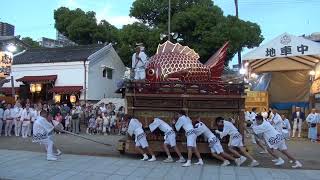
top-left (281, 114), bottom-right (291, 140)
top-left (96, 115), bottom-right (103, 134)
top-left (54, 112), bottom-right (63, 134)
top-left (88, 115), bottom-right (96, 135)
top-left (64, 113), bottom-right (71, 132)
top-left (109, 115), bottom-right (117, 134)
top-left (102, 113), bottom-right (109, 134)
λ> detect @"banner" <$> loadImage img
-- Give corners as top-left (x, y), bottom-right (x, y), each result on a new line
top-left (0, 51), bottom-right (13, 78)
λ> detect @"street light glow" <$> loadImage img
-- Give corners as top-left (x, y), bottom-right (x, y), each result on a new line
top-left (239, 68), bottom-right (247, 75)
top-left (7, 44), bottom-right (17, 52)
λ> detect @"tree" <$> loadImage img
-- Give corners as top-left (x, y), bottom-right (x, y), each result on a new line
top-left (130, 0), bottom-right (213, 26)
top-left (21, 37), bottom-right (40, 48)
top-left (54, 7), bottom-right (118, 45)
top-left (130, 0), bottom-right (264, 64)
top-left (116, 22), bottom-right (161, 66)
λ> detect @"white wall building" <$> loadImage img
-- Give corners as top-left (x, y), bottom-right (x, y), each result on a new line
top-left (2, 44), bottom-right (126, 102)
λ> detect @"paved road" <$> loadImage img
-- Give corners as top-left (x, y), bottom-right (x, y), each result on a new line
top-left (0, 150), bottom-right (320, 180)
top-left (0, 134), bottom-right (319, 170)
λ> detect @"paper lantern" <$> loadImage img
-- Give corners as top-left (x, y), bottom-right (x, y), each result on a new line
top-left (35, 84), bottom-right (42, 92)
top-left (54, 94), bottom-right (61, 103)
top-left (70, 94), bottom-right (77, 103)
top-left (30, 84), bottom-right (36, 93)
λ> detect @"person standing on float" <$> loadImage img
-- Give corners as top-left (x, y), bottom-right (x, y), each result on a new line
top-left (131, 44), bottom-right (148, 80)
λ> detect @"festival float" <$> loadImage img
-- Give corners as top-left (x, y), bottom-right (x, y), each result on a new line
top-left (118, 41), bottom-right (246, 154)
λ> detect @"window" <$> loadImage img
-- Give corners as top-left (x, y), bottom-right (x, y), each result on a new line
top-left (103, 68), bottom-right (113, 79)
top-left (103, 69), bottom-right (107, 78)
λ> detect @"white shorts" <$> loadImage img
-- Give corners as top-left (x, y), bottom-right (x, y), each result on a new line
top-left (228, 133), bottom-right (244, 147)
top-left (270, 140), bottom-right (287, 150)
top-left (267, 134), bottom-right (287, 150)
top-left (135, 133), bottom-right (149, 148)
top-left (186, 133), bottom-right (197, 147)
top-left (209, 138), bottom-right (224, 154)
top-left (164, 131), bottom-right (176, 147)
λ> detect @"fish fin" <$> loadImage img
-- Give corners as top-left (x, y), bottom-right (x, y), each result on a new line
top-left (205, 42), bottom-right (229, 78)
top-left (156, 41), bottom-right (200, 60)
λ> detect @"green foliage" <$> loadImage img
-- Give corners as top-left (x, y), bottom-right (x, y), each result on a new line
top-left (54, 0), bottom-right (264, 66)
top-left (130, 0), bottom-right (213, 26)
top-left (54, 7), bottom-right (118, 45)
top-left (116, 23), bottom-right (161, 66)
top-left (21, 37), bottom-right (40, 48)
top-left (131, 0), bottom-right (264, 64)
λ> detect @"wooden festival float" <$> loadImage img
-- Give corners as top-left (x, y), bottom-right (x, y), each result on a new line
top-left (118, 41), bottom-right (246, 154)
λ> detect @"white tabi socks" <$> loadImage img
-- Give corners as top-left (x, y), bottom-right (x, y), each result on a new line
top-left (141, 154), bottom-right (149, 161)
top-left (148, 155), bottom-right (156, 162)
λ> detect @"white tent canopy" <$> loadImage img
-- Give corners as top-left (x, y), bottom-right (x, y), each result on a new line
top-left (243, 33), bottom-right (320, 73)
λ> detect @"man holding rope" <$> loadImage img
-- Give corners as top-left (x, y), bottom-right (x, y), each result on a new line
top-left (32, 110), bottom-right (62, 161)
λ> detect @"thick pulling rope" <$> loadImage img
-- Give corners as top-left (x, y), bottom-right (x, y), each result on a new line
top-left (52, 120), bottom-right (112, 147)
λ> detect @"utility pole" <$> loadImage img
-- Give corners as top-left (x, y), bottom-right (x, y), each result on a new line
top-left (234, 0), bottom-right (242, 66)
top-left (168, 0), bottom-right (171, 41)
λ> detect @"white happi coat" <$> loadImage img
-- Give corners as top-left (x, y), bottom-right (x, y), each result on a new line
top-left (282, 119), bottom-right (291, 130)
top-left (306, 113), bottom-right (318, 124)
top-left (149, 118), bottom-right (173, 134)
top-left (132, 51), bottom-right (148, 80)
top-left (127, 118), bottom-right (144, 137)
top-left (175, 115), bottom-right (194, 132)
top-left (21, 108), bottom-right (32, 126)
top-left (306, 113), bottom-right (318, 140)
top-left (132, 51), bottom-right (147, 70)
top-left (32, 116), bottom-right (54, 143)
top-left (149, 118), bottom-right (176, 146)
top-left (253, 120), bottom-right (286, 150)
top-left (218, 120), bottom-right (241, 138)
top-left (244, 111), bottom-right (250, 121)
top-left (194, 121), bottom-right (218, 143)
top-left (3, 108), bottom-right (13, 120)
top-left (271, 113), bottom-right (283, 133)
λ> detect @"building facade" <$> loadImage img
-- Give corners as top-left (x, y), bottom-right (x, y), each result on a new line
top-left (39, 32), bottom-right (77, 48)
top-left (0, 22), bottom-right (14, 36)
top-left (2, 44), bottom-right (126, 103)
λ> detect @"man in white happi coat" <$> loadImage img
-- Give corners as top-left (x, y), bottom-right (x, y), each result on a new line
top-left (253, 114), bottom-right (302, 168)
top-left (126, 115), bottom-right (156, 162)
top-left (21, 104), bottom-right (32, 138)
top-left (270, 108), bottom-right (284, 133)
top-left (291, 107), bottom-right (305, 138)
top-left (194, 120), bottom-right (244, 166)
top-left (28, 104), bottom-right (39, 137)
top-left (245, 108), bottom-right (258, 144)
top-left (13, 102), bottom-right (23, 136)
top-left (149, 118), bottom-right (185, 163)
top-left (174, 111), bottom-right (203, 167)
top-left (131, 45), bottom-right (148, 80)
top-left (32, 110), bottom-right (61, 161)
top-left (4, 104), bottom-right (14, 136)
top-left (306, 108), bottom-right (318, 142)
top-left (215, 117), bottom-right (259, 167)
top-left (281, 114), bottom-right (291, 140)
